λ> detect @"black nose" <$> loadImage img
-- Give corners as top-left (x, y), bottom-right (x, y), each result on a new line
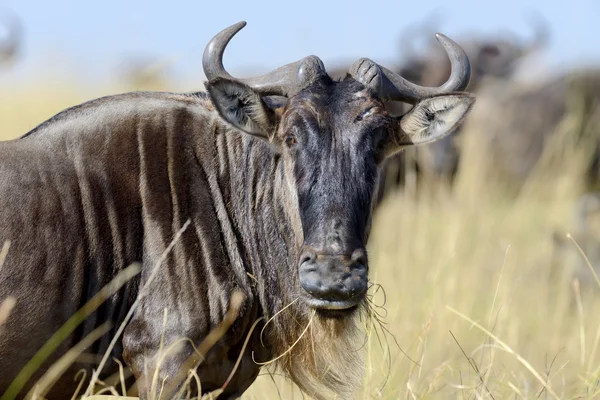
top-left (298, 247), bottom-right (368, 310)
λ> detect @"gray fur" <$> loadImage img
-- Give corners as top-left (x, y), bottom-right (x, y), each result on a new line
top-left (0, 24), bottom-right (475, 400)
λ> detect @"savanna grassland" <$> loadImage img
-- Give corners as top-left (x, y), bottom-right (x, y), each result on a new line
top-left (1, 74), bottom-right (600, 400)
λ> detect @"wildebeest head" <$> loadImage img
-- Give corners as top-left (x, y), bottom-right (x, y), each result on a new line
top-left (204, 22), bottom-right (474, 314)
top-left (469, 24), bottom-right (548, 84)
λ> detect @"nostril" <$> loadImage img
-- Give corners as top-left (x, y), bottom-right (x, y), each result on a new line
top-left (299, 249), bottom-right (369, 305)
top-left (299, 248), bottom-right (317, 266)
top-left (351, 248), bottom-right (368, 265)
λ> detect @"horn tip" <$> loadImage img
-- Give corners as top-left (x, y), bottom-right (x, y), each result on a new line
top-left (225, 21), bottom-right (247, 35)
top-left (220, 21), bottom-right (247, 36)
top-left (434, 33), bottom-right (460, 48)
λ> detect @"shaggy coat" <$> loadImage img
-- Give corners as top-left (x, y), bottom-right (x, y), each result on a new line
top-left (0, 72), bottom-right (473, 399)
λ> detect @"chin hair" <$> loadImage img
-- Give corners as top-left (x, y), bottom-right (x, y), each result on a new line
top-left (266, 300), bottom-right (370, 400)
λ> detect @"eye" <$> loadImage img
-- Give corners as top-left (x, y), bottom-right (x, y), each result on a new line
top-left (285, 134), bottom-right (297, 147)
top-left (355, 106), bottom-right (374, 122)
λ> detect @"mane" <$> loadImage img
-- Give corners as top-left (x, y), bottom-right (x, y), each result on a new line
top-left (18, 90), bottom-right (211, 139)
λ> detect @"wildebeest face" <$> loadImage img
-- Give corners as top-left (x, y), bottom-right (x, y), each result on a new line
top-left (207, 74), bottom-right (474, 313)
top-left (279, 78), bottom-right (388, 313)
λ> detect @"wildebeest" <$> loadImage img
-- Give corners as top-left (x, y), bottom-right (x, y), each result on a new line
top-left (0, 21), bottom-right (474, 399)
top-left (399, 16), bottom-right (549, 91)
top-left (388, 17), bottom-right (550, 187)
top-left (0, 11), bottom-right (21, 65)
top-left (460, 68), bottom-right (600, 193)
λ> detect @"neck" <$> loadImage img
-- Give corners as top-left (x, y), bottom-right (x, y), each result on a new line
top-left (205, 124), bottom-right (300, 316)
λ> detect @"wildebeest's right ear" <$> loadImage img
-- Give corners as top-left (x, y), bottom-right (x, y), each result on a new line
top-left (205, 77), bottom-right (280, 140)
top-left (389, 93), bottom-right (475, 155)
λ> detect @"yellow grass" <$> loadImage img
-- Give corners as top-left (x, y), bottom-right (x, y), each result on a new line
top-left (1, 76), bottom-right (600, 399)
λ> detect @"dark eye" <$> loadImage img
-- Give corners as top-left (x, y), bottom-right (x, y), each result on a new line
top-left (355, 106), bottom-right (374, 122)
top-left (285, 135), bottom-right (297, 146)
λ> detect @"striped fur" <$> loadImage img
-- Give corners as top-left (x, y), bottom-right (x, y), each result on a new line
top-left (0, 76), bottom-right (474, 399)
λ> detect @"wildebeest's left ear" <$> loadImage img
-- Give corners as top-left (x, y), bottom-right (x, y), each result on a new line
top-left (390, 93), bottom-right (475, 154)
top-left (205, 77), bottom-right (280, 140)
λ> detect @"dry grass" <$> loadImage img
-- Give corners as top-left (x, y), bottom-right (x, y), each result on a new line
top-left (1, 77), bottom-right (600, 399)
top-left (246, 187), bottom-right (600, 399)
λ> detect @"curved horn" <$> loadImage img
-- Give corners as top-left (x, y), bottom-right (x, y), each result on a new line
top-left (525, 14), bottom-right (550, 54)
top-left (350, 33), bottom-right (471, 104)
top-left (0, 13), bottom-right (20, 62)
top-left (203, 21), bottom-right (325, 96)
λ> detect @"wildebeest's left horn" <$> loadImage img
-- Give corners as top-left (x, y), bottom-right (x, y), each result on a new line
top-left (203, 21), bottom-right (325, 97)
top-left (349, 33), bottom-right (471, 104)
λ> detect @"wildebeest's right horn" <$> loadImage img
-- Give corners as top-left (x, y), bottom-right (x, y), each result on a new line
top-left (0, 12), bottom-right (20, 63)
top-left (349, 33), bottom-right (471, 104)
top-left (203, 21), bottom-right (325, 97)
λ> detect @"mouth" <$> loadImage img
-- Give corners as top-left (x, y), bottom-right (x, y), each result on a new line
top-left (304, 296), bottom-right (363, 311)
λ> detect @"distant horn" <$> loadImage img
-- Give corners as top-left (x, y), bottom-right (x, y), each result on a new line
top-left (203, 22), bottom-right (325, 96)
top-left (526, 13), bottom-right (550, 54)
top-left (398, 11), bottom-right (443, 58)
top-left (350, 33), bottom-right (471, 104)
top-left (0, 12), bottom-right (21, 62)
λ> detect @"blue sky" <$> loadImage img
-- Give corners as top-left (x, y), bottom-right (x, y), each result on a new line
top-left (1, 0), bottom-right (599, 85)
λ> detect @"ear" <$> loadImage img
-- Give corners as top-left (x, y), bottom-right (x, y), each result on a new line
top-left (205, 77), bottom-right (280, 140)
top-left (393, 93), bottom-right (475, 150)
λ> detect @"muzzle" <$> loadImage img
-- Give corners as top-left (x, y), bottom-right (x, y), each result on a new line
top-left (298, 246), bottom-right (368, 310)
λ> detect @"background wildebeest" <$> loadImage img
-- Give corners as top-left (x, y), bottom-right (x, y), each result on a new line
top-left (0, 11), bottom-right (21, 66)
top-left (388, 17), bottom-right (550, 193)
top-left (460, 68), bottom-right (600, 193)
top-left (460, 68), bottom-right (600, 292)
top-left (390, 19), bottom-right (600, 297)
top-left (0, 21), bottom-right (474, 399)
top-left (397, 15), bottom-right (549, 92)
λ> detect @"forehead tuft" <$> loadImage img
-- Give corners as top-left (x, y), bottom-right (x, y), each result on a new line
top-left (289, 77), bottom-right (379, 110)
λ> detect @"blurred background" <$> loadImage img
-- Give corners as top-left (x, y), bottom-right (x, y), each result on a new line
top-left (2, 0), bottom-right (600, 398)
